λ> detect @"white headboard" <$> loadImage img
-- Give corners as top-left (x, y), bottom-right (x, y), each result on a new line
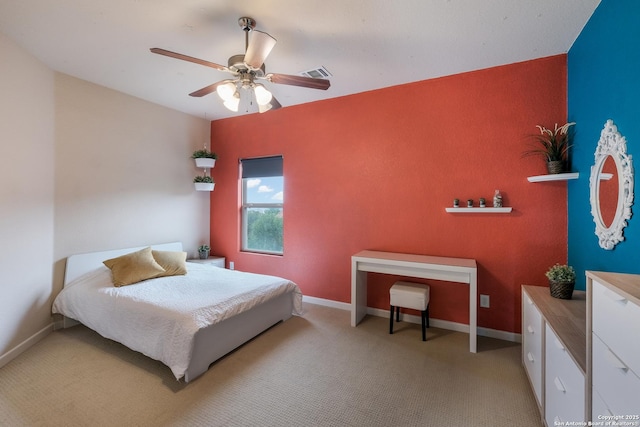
top-left (63, 242), bottom-right (183, 286)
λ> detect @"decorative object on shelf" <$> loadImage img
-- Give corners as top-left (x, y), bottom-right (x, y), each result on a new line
top-left (589, 119), bottom-right (634, 250)
top-left (192, 148), bottom-right (218, 169)
top-left (523, 122), bottom-right (576, 174)
top-left (545, 263), bottom-right (576, 299)
top-left (467, 199), bottom-right (473, 208)
top-left (493, 190), bottom-right (502, 208)
top-left (479, 198), bottom-right (486, 208)
top-left (197, 244), bottom-right (210, 259)
top-left (193, 175), bottom-right (215, 191)
top-left (453, 198), bottom-right (459, 208)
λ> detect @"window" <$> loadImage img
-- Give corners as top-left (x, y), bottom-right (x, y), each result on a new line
top-left (241, 156), bottom-right (284, 254)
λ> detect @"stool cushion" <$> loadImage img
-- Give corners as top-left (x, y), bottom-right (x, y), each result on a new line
top-left (390, 281), bottom-right (430, 311)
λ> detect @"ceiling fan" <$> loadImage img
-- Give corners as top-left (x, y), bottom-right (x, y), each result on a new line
top-left (150, 17), bottom-right (331, 114)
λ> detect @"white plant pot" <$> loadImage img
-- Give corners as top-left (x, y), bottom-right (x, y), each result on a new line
top-left (194, 182), bottom-right (215, 192)
top-left (195, 158), bottom-right (216, 169)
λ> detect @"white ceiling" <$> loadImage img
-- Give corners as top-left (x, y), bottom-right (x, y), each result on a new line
top-left (0, 0), bottom-right (600, 120)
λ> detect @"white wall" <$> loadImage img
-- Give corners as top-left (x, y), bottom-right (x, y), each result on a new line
top-left (0, 33), bottom-right (55, 359)
top-left (0, 33), bottom-right (212, 364)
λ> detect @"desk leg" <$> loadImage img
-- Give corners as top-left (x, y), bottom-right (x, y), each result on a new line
top-left (351, 261), bottom-right (368, 326)
top-left (469, 272), bottom-right (477, 353)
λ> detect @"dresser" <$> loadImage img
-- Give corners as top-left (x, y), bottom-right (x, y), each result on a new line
top-left (522, 285), bottom-right (587, 425)
top-left (587, 271), bottom-right (640, 420)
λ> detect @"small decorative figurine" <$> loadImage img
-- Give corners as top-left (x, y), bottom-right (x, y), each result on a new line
top-left (493, 190), bottom-right (503, 208)
top-left (479, 198), bottom-right (486, 208)
top-left (453, 198), bottom-right (459, 208)
top-left (467, 199), bottom-right (473, 208)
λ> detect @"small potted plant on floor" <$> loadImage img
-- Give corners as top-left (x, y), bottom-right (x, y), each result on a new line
top-left (198, 244), bottom-right (210, 259)
top-left (192, 149), bottom-right (218, 169)
top-left (523, 122), bottom-right (576, 174)
top-left (545, 263), bottom-right (576, 299)
top-left (193, 175), bottom-right (215, 191)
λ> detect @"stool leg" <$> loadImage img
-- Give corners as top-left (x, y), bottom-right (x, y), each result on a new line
top-left (421, 310), bottom-right (426, 341)
top-left (395, 306), bottom-right (400, 322)
top-left (389, 305), bottom-right (394, 334)
top-left (426, 304), bottom-right (430, 328)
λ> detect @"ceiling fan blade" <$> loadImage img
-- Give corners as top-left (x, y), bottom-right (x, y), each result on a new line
top-left (244, 30), bottom-right (277, 70)
top-left (266, 73), bottom-right (330, 90)
top-left (150, 48), bottom-right (228, 72)
top-left (189, 81), bottom-right (229, 97)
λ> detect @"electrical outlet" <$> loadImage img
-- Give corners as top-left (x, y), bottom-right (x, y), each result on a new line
top-left (480, 294), bottom-right (490, 308)
top-left (229, 261), bottom-right (234, 270)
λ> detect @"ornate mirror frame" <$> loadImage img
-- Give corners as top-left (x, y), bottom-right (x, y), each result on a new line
top-left (589, 119), bottom-right (634, 250)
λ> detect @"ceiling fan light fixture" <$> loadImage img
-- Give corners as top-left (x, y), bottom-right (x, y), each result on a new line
top-left (258, 103), bottom-right (273, 114)
top-left (254, 84), bottom-right (273, 106)
top-left (223, 92), bottom-right (240, 112)
top-left (216, 81), bottom-right (237, 101)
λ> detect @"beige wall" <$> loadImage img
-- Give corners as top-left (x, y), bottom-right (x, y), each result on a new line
top-left (53, 73), bottom-right (211, 291)
top-left (0, 33), bottom-right (55, 360)
top-left (0, 33), bottom-right (211, 363)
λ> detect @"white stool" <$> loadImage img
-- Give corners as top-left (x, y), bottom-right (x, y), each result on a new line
top-left (389, 281), bottom-right (430, 341)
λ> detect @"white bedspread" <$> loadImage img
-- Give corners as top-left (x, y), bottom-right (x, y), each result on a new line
top-left (52, 262), bottom-right (303, 380)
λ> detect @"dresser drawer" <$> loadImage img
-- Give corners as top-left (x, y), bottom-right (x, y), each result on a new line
top-left (592, 333), bottom-right (640, 416)
top-left (544, 324), bottom-right (585, 426)
top-left (592, 280), bottom-right (640, 376)
top-left (522, 290), bottom-right (544, 405)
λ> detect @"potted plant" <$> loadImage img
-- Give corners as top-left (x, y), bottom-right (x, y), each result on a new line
top-left (545, 263), bottom-right (576, 299)
top-left (193, 175), bottom-right (215, 191)
top-left (192, 149), bottom-right (218, 169)
top-left (198, 244), bottom-right (210, 259)
top-left (523, 122), bottom-right (576, 174)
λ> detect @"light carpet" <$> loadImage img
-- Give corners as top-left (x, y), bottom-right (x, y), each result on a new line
top-left (0, 303), bottom-right (540, 426)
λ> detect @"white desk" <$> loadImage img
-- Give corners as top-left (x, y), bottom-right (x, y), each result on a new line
top-left (351, 250), bottom-right (478, 353)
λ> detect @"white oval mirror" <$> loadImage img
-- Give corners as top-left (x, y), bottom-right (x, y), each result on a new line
top-left (589, 120), bottom-right (634, 250)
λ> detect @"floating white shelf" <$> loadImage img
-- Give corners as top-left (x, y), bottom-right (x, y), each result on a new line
top-left (445, 207), bottom-right (512, 213)
top-left (527, 172), bottom-right (579, 182)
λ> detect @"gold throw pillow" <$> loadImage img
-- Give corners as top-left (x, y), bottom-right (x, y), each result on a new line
top-left (152, 250), bottom-right (187, 277)
top-left (103, 247), bottom-right (166, 287)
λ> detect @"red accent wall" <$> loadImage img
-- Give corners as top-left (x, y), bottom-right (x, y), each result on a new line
top-left (209, 55), bottom-right (568, 334)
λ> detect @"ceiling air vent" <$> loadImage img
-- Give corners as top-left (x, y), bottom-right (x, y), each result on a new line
top-left (300, 66), bottom-right (332, 79)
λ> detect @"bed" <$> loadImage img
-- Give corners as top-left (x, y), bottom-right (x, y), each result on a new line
top-left (52, 242), bottom-right (303, 382)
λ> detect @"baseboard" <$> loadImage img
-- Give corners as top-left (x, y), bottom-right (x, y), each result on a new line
top-left (0, 323), bottom-right (53, 369)
top-left (302, 295), bottom-right (351, 311)
top-left (303, 299), bottom-right (521, 343)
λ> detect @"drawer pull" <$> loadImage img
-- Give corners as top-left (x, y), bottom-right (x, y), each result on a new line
top-left (605, 348), bottom-right (629, 372)
top-left (527, 325), bottom-right (534, 334)
top-left (527, 352), bottom-right (535, 363)
top-left (603, 289), bottom-right (628, 305)
top-left (554, 376), bottom-right (566, 393)
top-left (554, 337), bottom-right (565, 351)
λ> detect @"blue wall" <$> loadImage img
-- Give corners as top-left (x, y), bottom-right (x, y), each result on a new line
top-left (568, 0), bottom-right (640, 288)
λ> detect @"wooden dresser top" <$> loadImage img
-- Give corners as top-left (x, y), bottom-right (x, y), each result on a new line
top-left (523, 285), bottom-right (587, 373)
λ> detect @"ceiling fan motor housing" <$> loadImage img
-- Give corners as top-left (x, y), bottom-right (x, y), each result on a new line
top-left (227, 54), bottom-right (265, 77)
